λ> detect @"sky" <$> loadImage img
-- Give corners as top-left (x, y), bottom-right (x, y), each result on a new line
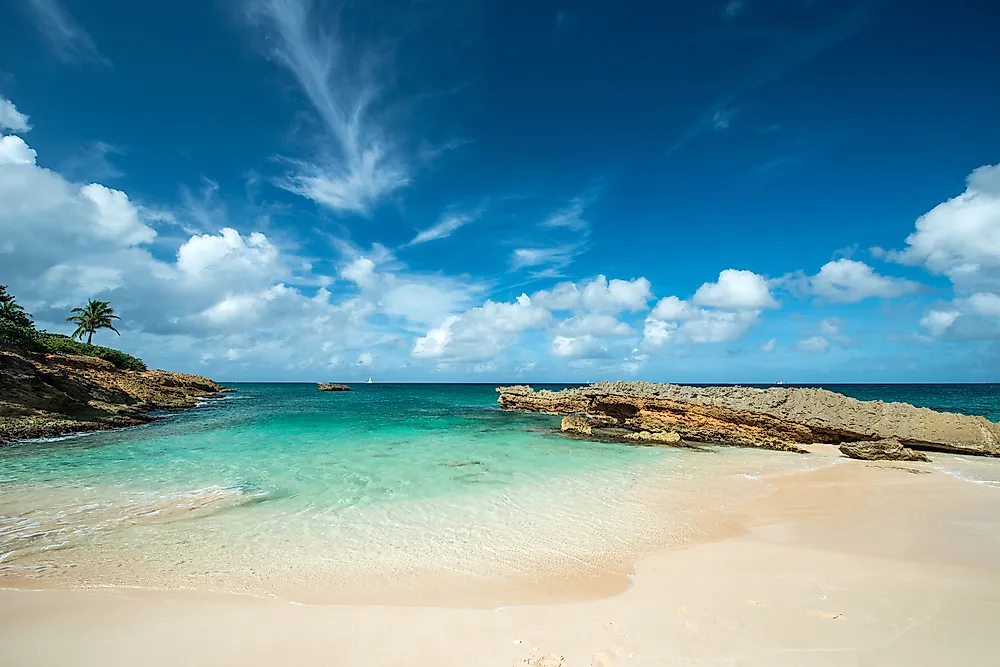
top-left (1, 0), bottom-right (998, 383)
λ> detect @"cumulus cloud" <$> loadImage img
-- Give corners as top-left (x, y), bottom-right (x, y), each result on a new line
top-left (0, 135), bottom-right (38, 165)
top-left (0, 97), bottom-right (31, 133)
top-left (338, 246), bottom-right (482, 326)
top-left (807, 259), bottom-right (921, 302)
top-left (533, 275), bottom-right (651, 314)
top-left (412, 274), bottom-right (649, 363)
top-left (642, 269), bottom-right (775, 349)
top-left (412, 293), bottom-right (551, 362)
top-left (246, 0), bottom-right (408, 215)
top-left (885, 163), bottom-right (1000, 292)
top-left (0, 109), bottom-right (488, 378)
top-left (883, 163), bottom-right (1000, 339)
top-left (693, 269), bottom-right (777, 310)
top-left (551, 334), bottom-right (608, 359)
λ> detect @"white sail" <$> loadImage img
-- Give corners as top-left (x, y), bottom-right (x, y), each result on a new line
top-left (367, 377), bottom-right (373, 384)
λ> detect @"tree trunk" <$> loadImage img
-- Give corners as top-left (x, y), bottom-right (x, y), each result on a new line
top-left (87, 331), bottom-right (93, 345)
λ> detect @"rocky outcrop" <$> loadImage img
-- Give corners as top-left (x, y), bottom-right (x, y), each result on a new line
top-left (0, 346), bottom-right (231, 444)
top-left (497, 382), bottom-right (1000, 457)
top-left (839, 438), bottom-right (930, 462)
top-left (317, 383), bottom-right (351, 391)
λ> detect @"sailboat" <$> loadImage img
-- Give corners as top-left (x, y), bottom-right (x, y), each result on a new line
top-left (367, 377), bottom-right (373, 384)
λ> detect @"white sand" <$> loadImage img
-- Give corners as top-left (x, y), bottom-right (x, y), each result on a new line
top-left (2, 449), bottom-right (999, 666)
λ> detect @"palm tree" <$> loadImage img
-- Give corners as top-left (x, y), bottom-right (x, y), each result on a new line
top-left (0, 286), bottom-right (34, 328)
top-left (67, 299), bottom-right (121, 345)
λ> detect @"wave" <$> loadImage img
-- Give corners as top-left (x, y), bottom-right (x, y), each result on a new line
top-left (0, 483), bottom-right (274, 566)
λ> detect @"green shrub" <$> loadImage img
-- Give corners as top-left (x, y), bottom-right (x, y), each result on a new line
top-left (0, 319), bottom-right (38, 347)
top-left (0, 325), bottom-right (147, 371)
top-left (31, 333), bottom-right (148, 371)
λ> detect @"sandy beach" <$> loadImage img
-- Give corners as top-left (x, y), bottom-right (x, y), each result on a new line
top-left (3, 446), bottom-right (998, 666)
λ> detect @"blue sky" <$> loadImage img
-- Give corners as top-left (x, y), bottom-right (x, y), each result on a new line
top-left (1, 0), bottom-right (998, 382)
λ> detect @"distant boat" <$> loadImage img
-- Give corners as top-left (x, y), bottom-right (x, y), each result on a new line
top-left (775, 381), bottom-right (785, 385)
top-left (367, 377), bottom-right (373, 384)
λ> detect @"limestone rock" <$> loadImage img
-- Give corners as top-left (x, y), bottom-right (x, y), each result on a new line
top-left (839, 438), bottom-right (930, 462)
top-left (623, 430), bottom-right (682, 444)
top-left (561, 415), bottom-right (593, 435)
top-left (1, 346), bottom-right (231, 444)
top-left (317, 382), bottom-right (351, 392)
top-left (497, 382), bottom-right (1000, 457)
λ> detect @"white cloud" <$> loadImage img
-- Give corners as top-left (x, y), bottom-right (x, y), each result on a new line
top-left (0, 109), bottom-right (498, 379)
top-left (510, 245), bottom-right (580, 274)
top-left (0, 135), bottom-right (37, 165)
top-left (676, 309), bottom-right (761, 344)
top-left (357, 352), bottom-right (373, 367)
top-left (886, 163), bottom-right (1000, 292)
top-left (967, 292), bottom-right (1000, 318)
top-left (412, 294), bottom-right (551, 362)
top-left (642, 269), bottom-right (776, 349)
top-left (551, 334), bottom-right (608, 359)
top-left (555, 313), bottom-right (633, 338)
top-left (541, 197), bottom-right (588, 231)
top-left (879, 163), bottom-right (1000, 340)
top-left (582, 275), bottom-right (652, 313)
top-left (642, 318), bottom-right (676, 348)
top-left (650, 295), bottom-right (694, 321)
top-left (919, 309), bottom-right (961, 338)
top-left (407, 213), bottom-right (474, 246)
top-left (693, 269), bottom-right (778, 310)
top-left (808, 259), bottom-right (921, 302)
top-left (796, 336), bottom-right (830, 353)
top-left (0, 97), bottom-right (31, 133)
top-left (26, 0), bottom-right (109, 65)
top-left (338, 246), bottom-right (482, 326)
top-left (819, 317), bottom-right (840, 335)
top-left (177, 228), bottom-right (282, 286)
top-left (247, 0), bottom-right (408, 215)
top-left (761, 338), bottom-right (776, 353)
top-left (532, 275), bottom-right (651, 314)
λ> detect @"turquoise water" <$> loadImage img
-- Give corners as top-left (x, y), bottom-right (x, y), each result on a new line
top-left (1, 382), bottom-right (996, 603)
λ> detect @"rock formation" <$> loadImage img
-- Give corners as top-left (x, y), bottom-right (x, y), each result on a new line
top-left (317, 383), bottom-right (352, 391)
top-left (1, 346), bottom-right (231, 444)
top-left (497, 382), bottom-right (1000, 458)
top-left (839, 438), bottom-right (929, 462)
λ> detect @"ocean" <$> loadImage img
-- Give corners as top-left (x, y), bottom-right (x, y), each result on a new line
top-left (1, 383), bottom-right (997, 604)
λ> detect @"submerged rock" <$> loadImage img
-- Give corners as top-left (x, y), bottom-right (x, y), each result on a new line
top-left (496, 382), bottom-right (1000, 457)
top-left (317, 382), bottom-right (351, 392)
top-left (0, 346), bottom-right (231, 444)
top-left (840, 438), bottom-right (930, 462)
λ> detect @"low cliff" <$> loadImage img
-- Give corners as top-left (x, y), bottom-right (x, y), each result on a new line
top-left (0, 346), bottom-right (231, 444)
top-left (497, 382), bottom-right (1000, 457)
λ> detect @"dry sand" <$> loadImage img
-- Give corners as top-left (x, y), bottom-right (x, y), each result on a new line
top-left (2, 447), bottom-right (999, 666)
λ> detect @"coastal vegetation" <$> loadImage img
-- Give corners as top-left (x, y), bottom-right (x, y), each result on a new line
top-left (0, 286), bottom-right (146, 371)
top-left (67, 299), bottom-right (121, 345)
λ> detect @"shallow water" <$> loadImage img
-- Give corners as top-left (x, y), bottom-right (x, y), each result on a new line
top-left (0, 383), bottom-right (996, 604)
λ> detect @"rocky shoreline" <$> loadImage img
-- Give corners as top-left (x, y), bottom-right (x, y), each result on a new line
top-left (0, 346), bottom-right (231, 445)
top-left (497, 382), bottom-right (1000, 458)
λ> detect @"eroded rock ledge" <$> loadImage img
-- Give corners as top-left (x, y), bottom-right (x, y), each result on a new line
top-left (1, 346), bottom-right (232, 444)
top-left (497, 382), bottom-right (1000, 457)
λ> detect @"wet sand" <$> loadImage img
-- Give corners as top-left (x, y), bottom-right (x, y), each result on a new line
top-left (2, 448), bottom-right (999, 666)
